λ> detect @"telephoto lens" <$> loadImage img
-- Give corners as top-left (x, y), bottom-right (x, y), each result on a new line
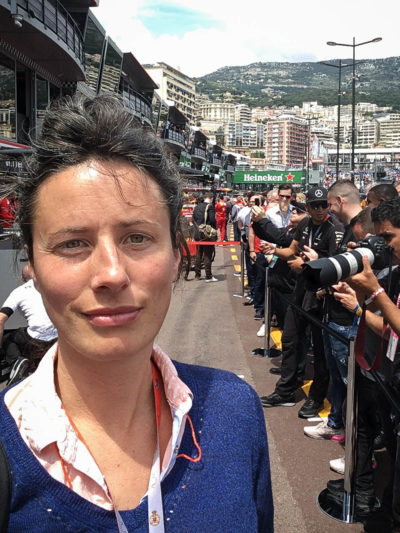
top-left (301, 235), bottom-right (393, 289)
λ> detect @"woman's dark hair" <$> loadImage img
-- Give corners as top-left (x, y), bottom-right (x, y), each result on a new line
top-left (14, 94), bottom-right (185, 263)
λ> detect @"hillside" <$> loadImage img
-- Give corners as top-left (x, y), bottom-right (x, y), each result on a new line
top-left (195, 57), bottom-right (400, 110)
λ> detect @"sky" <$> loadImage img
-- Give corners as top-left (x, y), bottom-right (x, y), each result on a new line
top-left (93, 0), bottom-right (399, 78)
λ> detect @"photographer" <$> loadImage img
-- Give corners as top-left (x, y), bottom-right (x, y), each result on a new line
top-left (251, 201), bottom-right (308, 333)
top-left (304, 180), bottom-right (362, 440)
top-left (343, 197), bottom-right (400, 531)
top-left (259, 187), bottom-right (344, 418)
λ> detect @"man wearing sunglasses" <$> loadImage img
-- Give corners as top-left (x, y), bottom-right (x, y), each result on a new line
top-left (265, 184), bottom-right (294, 229)
top-left (260, 186), bottom-right (344, 418)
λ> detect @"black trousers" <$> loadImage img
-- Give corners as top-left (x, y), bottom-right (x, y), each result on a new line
top-left (2, 327), bottom-right (55, 366)
top-left (194, 244), bottom-right (214, 279)
top-left (275, 304), bottom-right (329, 401)
top-left (356, 371), bottom-right (400, 524)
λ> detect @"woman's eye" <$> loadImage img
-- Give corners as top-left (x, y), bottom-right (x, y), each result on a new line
top-left (63, 240), bottom-right (83, 248)
top-left (127, 234), bottom-right (147, 244)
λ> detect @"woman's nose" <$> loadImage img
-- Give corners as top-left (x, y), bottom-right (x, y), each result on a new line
top-left (90, 240), bottom-right (130, 292)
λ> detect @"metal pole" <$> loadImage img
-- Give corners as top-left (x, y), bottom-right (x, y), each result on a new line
top-left (233, 242), bottom-right (245, 298)
top-left (263, 267), bottom-right (271, 354)
top-left (343, 337), bottom-right (356, 521)
top-left (336, 60), bottom-right (342, 181)
top-left (351, 37), bottom-right (356, 183)
top-left (241, 242), bottom-right (245, 297)
top-left (252, 264), bottom-right (281, 358)
top-left (318, 337), bottom-right (357, 523)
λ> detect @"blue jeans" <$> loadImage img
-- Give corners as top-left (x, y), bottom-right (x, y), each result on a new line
top-left (323, 321), bottom-right (357, 429)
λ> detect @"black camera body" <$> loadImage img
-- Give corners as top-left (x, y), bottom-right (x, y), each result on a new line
top-left (302, 235), bottom-right (393, 289)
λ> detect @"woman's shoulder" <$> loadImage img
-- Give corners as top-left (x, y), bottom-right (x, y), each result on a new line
top-left (173, 361), bottom-right (262, 414)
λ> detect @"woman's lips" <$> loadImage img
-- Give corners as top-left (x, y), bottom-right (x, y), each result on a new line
top-left (83, 307), bottom-right (141, 327)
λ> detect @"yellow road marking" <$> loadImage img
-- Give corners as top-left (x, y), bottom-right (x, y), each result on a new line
top-left (234, 265), bottom-right (241, 272)
top-left (231, 255), bottom-right (238, 260)
top-left (270, 327), bottom-right (282, 350)
top-left (230, 248), bottom-right (236, 252)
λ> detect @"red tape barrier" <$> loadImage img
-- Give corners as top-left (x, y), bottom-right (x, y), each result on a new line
top-left (189, 241), bottom-right (241, 246)
top-left (184, 240), bottom-right (241, 256)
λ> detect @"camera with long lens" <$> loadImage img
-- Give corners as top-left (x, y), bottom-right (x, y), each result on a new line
top-left (301, 235), bottom-right (393, 289)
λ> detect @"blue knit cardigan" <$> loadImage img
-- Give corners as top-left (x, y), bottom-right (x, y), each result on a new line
top-left (0, 361), bottom-right (273, 532)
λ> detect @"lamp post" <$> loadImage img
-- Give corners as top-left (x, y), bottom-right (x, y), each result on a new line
top-left (319, 60), bottom-right (353, 181)
top-left (327, 37), bottom-right (382, 183)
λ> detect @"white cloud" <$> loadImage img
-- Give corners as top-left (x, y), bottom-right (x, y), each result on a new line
top-left (93, 0), bottom-right (399, 77)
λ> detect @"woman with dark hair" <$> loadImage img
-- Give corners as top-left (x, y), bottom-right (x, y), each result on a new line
top-left (0, 95), bottom-right (273, 532)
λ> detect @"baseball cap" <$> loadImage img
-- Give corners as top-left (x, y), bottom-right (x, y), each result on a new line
top-left (290, 200), bottom-right (306, 213)
top-left (306, 187), bottom-right (327, 204)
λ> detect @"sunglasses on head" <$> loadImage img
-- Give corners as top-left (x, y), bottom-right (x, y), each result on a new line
top-left (310, 202), bottom-right (328, 210)
top-left (279, 194), bottom-right (291, 199)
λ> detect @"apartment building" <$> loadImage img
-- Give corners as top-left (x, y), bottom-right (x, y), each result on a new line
top-left (235, 104), bottom-right (251, 123)
top-left (224, 122), bottom-right (264, 149)
top-left (357, 120), bottom-right (379, 148)
top-left (197, 101), bottom-right (235, 123)
top-left (377, 114), bottom-right (400, 148)
top-left (264, 115), bottom-right (307, 167)
top-left (144, 62), bottom-right (196, 123)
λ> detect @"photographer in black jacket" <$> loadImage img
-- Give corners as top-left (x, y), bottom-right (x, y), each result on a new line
top-left (257, 187), bottom-right (344, 418)
top-left (345, 198), bottom-right (400, 532)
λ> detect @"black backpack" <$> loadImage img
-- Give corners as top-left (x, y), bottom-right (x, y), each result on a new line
top-left (0, 441), bottom-right (11, 532)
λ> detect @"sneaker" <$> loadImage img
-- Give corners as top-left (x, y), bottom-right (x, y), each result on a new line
top-left (298, 397), bottom-right (323, 419)
top-left (7, 357), bottom-right (30, 386)
top-left (330, 456), bottom-right (345, 475)
top-left (260, 392), bottom-right (295, 408)
top-left (254, 311), bottom-right (263, 320)
top-left (330, 455), bottom-right (377, 476)
top-left (304, 420), bottom-right (345, 440)
top-left (257, 323), bottom-right (265, 337)
top-left (243, 298), bottom-right (254, 306)
top-left (194, 276), bottom-right (203, 280)
top-left (205, 277), bottom-right (218, 282)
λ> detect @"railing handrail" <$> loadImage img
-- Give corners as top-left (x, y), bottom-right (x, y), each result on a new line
top-left (15, 0), bottom-right (84, 64)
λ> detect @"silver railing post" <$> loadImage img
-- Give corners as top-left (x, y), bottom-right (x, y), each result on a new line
top-left (318, 337), bottom-right (357, 523)
top-left (233, 242), bottom-right (245, 298)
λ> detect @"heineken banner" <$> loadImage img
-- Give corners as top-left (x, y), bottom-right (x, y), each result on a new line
top-left (233, 170), bottom-right (304, 184)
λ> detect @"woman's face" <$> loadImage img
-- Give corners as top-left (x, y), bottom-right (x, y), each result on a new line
top-left (29, 160), bottom-right (180, 363)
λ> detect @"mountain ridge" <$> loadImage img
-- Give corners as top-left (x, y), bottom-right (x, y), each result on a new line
top-left (194, 57), bottom-right (400, 110)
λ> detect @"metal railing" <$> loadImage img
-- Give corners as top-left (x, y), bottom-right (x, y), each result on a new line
top-left (191, 146), bottom-right (206, 159)
top-left (14, 0), bottom-right (84, 64)
top-left (162, 129), bottom-right (185, 145)
top-left (122, 90), bottom-right (152, 122)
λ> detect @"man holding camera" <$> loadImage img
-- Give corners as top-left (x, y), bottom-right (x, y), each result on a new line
top-left (260, 186), bottom-right (344, 418)
top-left (304, 180), bottom-right (362, 440)
top-left (344, 198), bottom-right (400, 532)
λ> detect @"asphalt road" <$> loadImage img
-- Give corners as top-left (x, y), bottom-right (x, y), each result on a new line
top-left (157, 244), bottom-right (367, 533)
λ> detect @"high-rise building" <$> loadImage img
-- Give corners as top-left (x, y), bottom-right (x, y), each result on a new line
top-left (144, 62), bottom-right (196, 123)
top-left (377, 114), bottom-right (400, 147)
top-left (235, 104), bottom-right (251, 123)
top-left (357, 120), bottom-right (379, 148)
top-left (224, 122), bottom-right (264, 149)
top-left (264, 115), bottom-right (307, 167)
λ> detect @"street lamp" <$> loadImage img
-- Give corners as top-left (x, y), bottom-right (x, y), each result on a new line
top-left (319, 60), bottom-right (353, 181)
top-left (327, 37), bottom-right (382, 183)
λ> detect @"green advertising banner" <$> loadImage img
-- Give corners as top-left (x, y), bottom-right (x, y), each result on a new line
top-left (179, 152), bottom-right (191, 168)
top-left (233, 170), bottom-right (304, 184)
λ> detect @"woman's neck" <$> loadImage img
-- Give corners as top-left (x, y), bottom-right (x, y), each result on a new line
top-left (55, 342), bottom-right (154, 434)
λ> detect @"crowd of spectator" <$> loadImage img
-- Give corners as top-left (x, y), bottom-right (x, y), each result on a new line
top-left (242, 179), bottom-right (400, 533)
top-left (186, 178), bottom-right (400, 531)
